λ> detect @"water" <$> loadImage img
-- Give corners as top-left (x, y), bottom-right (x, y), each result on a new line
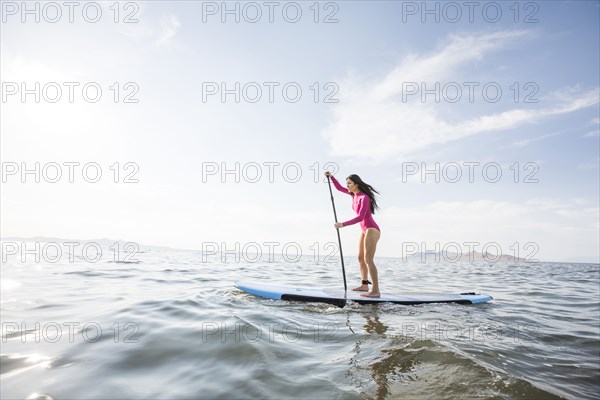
top-left (1, 240), bottom-right (599, 400)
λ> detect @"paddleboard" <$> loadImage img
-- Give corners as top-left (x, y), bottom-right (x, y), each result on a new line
top-left (235, 281), bottom-right (493, 308)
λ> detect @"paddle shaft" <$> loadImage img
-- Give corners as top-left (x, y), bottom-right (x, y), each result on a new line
top-left (326, 175), bottom-right (348, 292)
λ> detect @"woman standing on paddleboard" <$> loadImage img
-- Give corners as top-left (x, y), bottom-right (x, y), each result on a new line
top-left (325, 171), bottom-right (381, 298)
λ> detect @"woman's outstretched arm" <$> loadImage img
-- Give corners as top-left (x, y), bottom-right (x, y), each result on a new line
top-left (330, 175), bottom-right (352, 195)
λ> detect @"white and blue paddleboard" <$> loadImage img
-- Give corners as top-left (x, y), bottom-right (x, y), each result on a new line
top-left (235, 281), bottom-right (493, 308)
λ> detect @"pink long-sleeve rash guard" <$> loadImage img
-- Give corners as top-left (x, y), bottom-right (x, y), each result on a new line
top-left (330, 175), bottom-right (381, 233)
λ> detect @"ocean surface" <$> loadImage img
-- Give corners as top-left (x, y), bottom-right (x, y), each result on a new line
top-left (1, 240), bottom-right (599, 400)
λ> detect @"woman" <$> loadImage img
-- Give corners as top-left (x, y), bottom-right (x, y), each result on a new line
top-left (325, 171), bottom-right (381, 298)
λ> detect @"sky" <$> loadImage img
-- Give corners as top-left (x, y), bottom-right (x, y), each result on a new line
top-left (1, 0), bottom-right (599, 262)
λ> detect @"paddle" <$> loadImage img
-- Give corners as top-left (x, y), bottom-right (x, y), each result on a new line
top-left (326, 175), bottom-right (348, 307)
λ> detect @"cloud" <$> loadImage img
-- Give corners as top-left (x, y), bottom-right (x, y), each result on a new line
top-left (583, 118), bottom-right (600, 138)
top-left (323, 31), bottom-right (600, 161)
top-left (156, 14), bottom-right (181, 46)
top-left (577, 159), bottom-right (600, 170)
top-left (507, 130), bottom-right (562, 148)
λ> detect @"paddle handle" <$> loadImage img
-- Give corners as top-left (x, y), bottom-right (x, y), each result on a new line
top-left (326, 175), bottom-right (348, 292)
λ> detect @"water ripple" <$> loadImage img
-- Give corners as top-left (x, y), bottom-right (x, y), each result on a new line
top-left (2, 246), bottom-right (597, 399)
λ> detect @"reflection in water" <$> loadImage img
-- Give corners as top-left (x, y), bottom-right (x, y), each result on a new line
top-left (349, 308), bottom-right (567, 400)
top-left (348, 308), bottom-right (423, 400)
top-left (0, 353), bottom-right (54, 379)
top-left (367, 312), bottom-right (412, 400)
top-left (363, 313), bottom-right (387, 336)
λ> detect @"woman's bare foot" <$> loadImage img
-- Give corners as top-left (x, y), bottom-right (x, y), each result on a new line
top-left (352, 284), bottom-right (369, 291)
top-left (360, 291), bottom-right (380, 298)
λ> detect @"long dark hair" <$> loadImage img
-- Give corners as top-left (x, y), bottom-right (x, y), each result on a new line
top-left (347, 174), bottom-right (380, 214)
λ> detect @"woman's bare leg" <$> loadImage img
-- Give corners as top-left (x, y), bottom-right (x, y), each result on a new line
top-left (361, 228), bottom-right (381, 297)
top-left (352, 232), bottom-right (369, 291)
